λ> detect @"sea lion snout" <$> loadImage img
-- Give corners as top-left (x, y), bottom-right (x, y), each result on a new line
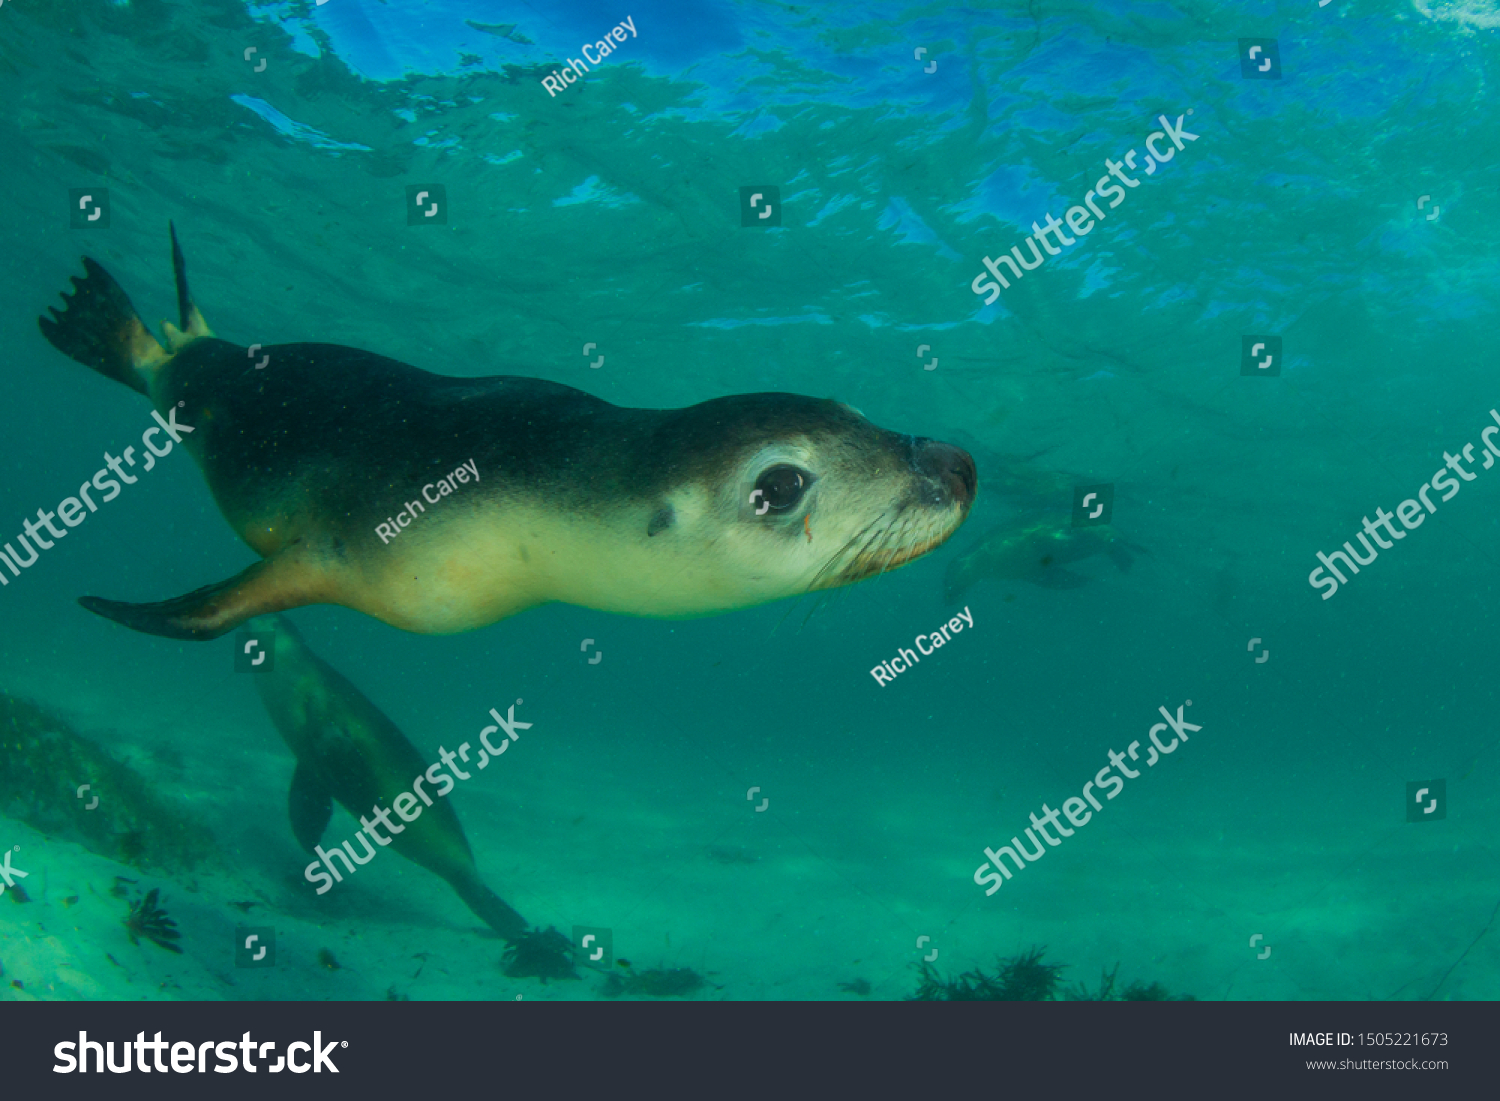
top-left (908, 438), bottom-right (978, 511)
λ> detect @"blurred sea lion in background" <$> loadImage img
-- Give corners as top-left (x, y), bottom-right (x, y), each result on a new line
top-left (250, 614), bottom-right (529, 941)
top-left (943, 515), bottom-right (1139, 603)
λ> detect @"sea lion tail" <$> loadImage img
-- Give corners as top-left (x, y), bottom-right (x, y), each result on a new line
top-left (37, 257), bottom-right (160, 396)
top-left (449, 874), bottom-right (529, 942)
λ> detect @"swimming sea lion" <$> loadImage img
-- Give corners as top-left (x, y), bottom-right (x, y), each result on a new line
top-left (249, 613), bottom-right (528, 940)
top-left (943, 515), bottom-right (1137, 603)
top-left (973, 448), bottom-right (1084, 508)
top-left (37, 226), bottom-right (977, 640)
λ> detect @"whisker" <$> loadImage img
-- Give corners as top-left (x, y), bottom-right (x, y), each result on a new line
top-left (874, 512), bottom-right (915, 577)
top-left (797, 591), bottom-right (833, 632)
top-left (847, 517), bottom-right (893, 582)
top-left (809, 515), bottom-right (883, 592)
top-left (875, 532), bottom-right (906, 578)
top-left (769, 598), bottom-right (800, 637)
top-left (806, 535), bottom-right (857, 592)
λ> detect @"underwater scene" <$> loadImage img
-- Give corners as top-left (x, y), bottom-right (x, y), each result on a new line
top-left (1, 0), bottom-right (1497, 1006)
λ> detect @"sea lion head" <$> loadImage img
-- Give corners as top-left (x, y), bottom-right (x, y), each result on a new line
top-left (636, 394), bottom-right (976, 609)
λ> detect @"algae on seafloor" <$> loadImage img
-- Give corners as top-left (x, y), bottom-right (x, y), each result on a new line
top-left (0, 693), bottom-right (215, 873)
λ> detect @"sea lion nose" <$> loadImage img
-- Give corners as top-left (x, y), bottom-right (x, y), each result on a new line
top-left (911, 438), bottom-right (977, 508)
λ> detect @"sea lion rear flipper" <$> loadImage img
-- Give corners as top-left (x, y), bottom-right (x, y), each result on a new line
top-left (161, 222), bottom-right (212, 350)
top-left (288, 761), bottom-right (334, 853)
top-left (39, 223), bottom-right (211, 388)
top-left (449, 875), bottom-right (529, 942)
top-left (37, 257), bottom-right (160, 395)
top-left (78, 552), bottom-right (329, 640)
top-left (1106, 545), bottom-right (1135, 572)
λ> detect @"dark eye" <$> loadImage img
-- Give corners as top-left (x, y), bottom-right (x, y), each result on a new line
top-left (750, 464), bottom-right (812, 512)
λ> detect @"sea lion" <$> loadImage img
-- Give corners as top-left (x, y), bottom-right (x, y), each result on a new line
top-left (38, 226), bottom-right (977, 641)
top-left (249, 613), bottom-right (528, 940)
top-left (943, 514), bottom-right (1137, 603)
top-left (976, 449), bottom-right (1084, 508)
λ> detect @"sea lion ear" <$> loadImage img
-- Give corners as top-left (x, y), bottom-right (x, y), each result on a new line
top-left (646, 506), bottom-right (675, 537)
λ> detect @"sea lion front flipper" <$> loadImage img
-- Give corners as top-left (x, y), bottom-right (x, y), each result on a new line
top-left (288, 761), bottom-right (334, 854)
top-left (78, 551), bottom-right (330, 640)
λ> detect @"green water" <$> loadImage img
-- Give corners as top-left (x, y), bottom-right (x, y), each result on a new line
top-left (0, 0), bottom-right (1498, 1001)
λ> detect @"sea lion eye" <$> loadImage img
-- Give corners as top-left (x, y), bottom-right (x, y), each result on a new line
top-left (751, 464), bottom-right (811, 512)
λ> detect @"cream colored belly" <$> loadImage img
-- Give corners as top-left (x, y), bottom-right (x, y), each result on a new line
top-left (343, 509), bottom-right (777, 633)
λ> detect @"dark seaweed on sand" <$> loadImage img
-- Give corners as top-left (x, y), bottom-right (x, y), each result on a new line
top-left (910, 946), bottom-right (1062, 1001)
top-left (124, 888), bottom-right (182, 954)
top-left (501, 927), bottom-right (579, 981)
top-left (911, 948), bottom-right (1194, 1001)
top-left (1065, 964), bottom-right (1195, 1002)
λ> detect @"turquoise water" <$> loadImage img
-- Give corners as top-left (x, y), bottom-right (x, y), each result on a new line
top-left (1, 0), bottom-right (1498, 1001)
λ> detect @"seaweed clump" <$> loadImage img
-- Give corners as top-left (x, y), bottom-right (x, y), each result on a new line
top-left (1065, 964), bottom-right (1195, 1002)
top-left (910, 949), bottom-right (1194, 1001)
top-left (910, 946), bottom-right (1063, 1001)
top-left (123, 888), bottom-right (182, 954)
top-left (501, 927), bottom-right (579, 981)
top-left (601, 966), bottom-right (708, 998)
